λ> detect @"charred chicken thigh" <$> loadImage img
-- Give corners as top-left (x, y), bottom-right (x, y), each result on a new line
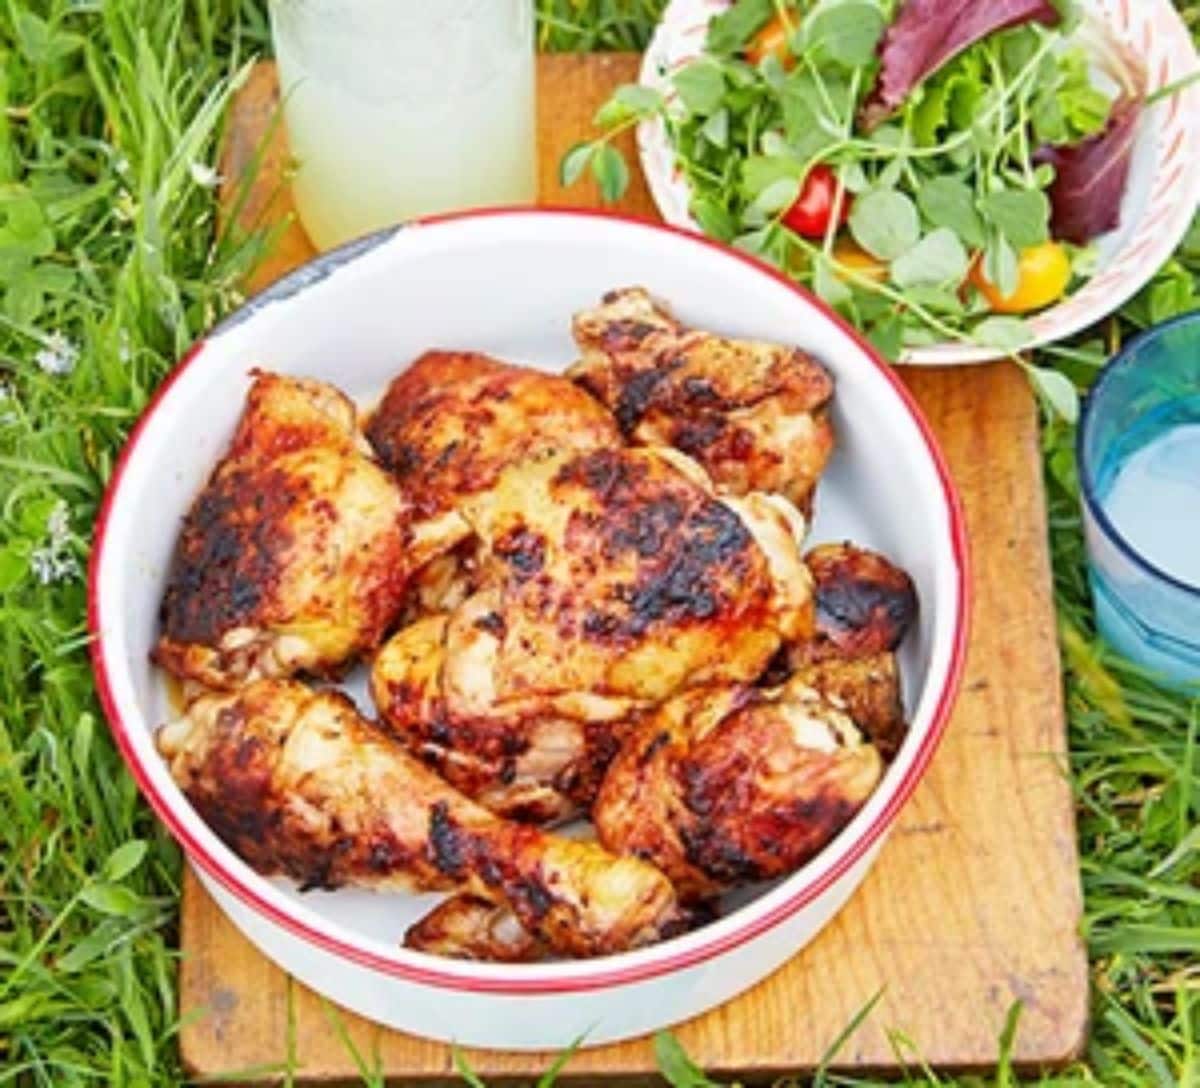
top-left (155, 372), bottom-right (411, 690)
top-left (570, 288), bottom-right (836, 513)
top-left (372, 445), bottom-right (815, 821)
top-left (365, 350), bottom-right (622, 611)
top-left (405, 542), bottom-right (917, 960)
top-left (157, 680), bottom-right (685, 958)
top-left (593, 675), bottom-right (884, 902)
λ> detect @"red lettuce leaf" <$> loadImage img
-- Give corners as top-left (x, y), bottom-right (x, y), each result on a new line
top-left (1034, 97), bottom-right (1142, 244)
top-left (861, 0), bottom-right (1062, 130)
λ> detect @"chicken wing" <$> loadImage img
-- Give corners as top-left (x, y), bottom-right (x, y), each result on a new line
top-left (365, 351), bottom-right (622, 578)
top-left (372, 446), bottom-right (814, 821)
top-left (155, 372), bottom-right (411, 690)
top-left (156, 680), bottom-right (685, 958)
top-left (593, 676), bottom-right (883, 901)
top-left (569, 288), bottom-right (836, 513)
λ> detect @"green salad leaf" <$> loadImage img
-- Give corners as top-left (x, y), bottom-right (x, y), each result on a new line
top-left (673, 60), bottom-right (727, 115)
top-left (705, 0), bottom-right (776, 56)
top-left (803, 1), bottom-right (888, 68)
top-left (892, 228), bottom-right (970, 287)
top-left (980, 188), bottom-right (1051, 248)
top-left (917, 177), bottom-right (987, 247)
top-left (850, 189), bottom-right (921, 260)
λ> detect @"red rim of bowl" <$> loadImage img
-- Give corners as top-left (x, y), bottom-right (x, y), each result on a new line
top-left (87, 206), bottom-right (971, 995)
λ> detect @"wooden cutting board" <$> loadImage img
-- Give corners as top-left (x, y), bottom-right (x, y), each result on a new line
top-left (182, 55), bottom-right (1088, 1083)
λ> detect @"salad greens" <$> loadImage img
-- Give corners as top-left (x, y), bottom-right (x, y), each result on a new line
top-left (563, 0), bottom-right (1147, 372)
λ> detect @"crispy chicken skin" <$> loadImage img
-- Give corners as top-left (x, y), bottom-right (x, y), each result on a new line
top-left (365, 351), bottom-right (622, 571)
top-left (457, 447), bottom-right (814, 704)
top-left (569, 288), bottom-right (836, 513)
top-left (593, 676), bottom-right (883, 901)
top-left (777, 543), bottom-right (917, 757)
top-left (156, 680), bottom-right (685, 958)
top-left (798, 542), bottom-right (918, 665)
top-left (370, 612), bottom-right (637, 824)
top-left (790, 654), bottom-right (907, 760)
top-left (371, 446), bottom-right (815, 821)
top-left (154, 373), bottom-right (411, 690)
top-left (404, 895), bottom-right (549, 961)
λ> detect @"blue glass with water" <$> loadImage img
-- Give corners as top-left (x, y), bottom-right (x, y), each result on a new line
top-left (1079, 313), bottom-right (1200, 691)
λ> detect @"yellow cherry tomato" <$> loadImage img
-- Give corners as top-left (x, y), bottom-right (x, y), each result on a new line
top-left (745, 13), bottom-right (795, 68)
top-left (832, 239), bottom-right (888, 284)
top-left (970, 241), bottom-right (1071, 314)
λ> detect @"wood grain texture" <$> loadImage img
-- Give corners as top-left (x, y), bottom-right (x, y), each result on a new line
top-left (184, 54), bottom-right (1088, 1083)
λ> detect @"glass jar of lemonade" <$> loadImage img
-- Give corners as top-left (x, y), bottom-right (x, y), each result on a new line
top-left (269, 0), bottom-right (537, 251)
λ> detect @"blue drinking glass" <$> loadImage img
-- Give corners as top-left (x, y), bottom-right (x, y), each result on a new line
top-left (1078, 311), bottom-right (1200, 691)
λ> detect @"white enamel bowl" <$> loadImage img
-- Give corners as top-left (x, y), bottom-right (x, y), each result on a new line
top-left (639, 0), bottom-right (1200, 365)
top-left (89, 209), bottom-right (968, 1049)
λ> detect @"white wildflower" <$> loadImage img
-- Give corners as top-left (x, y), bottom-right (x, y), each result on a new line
top-left (114, 154), bottom-right (130, 176)
top-left (29, 500), bottom-right (80, 586)
top-left (189, 161), bottom-right (222, 188)
top-left (118, 329), bottom-right (132, 363)
top-left (34, 332), bottom-right (79, 377)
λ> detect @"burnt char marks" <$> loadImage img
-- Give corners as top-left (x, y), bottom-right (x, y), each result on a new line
top-left (493, 527), bottom-right (546, 580)
top-left (555, 449), bottom-right (762, 644)
top-left (678, 754), bottom-right (858, 884)
top-left (639, 729), bottom-right (673, 767)
top-left (599, 317), bottom-right (662, 352)
top-left (160, 465), bottom-right (298, 644)
top-left (429, 801), bottom-right (467, 878)
top-left (612, 358), bottom-right (682, 434)
top-left (554, 446), bottom-right (638, 497)
top-left (671, 414), bottom-right (729, 461)
top-left (421, 806), bottom-right (559, 925)
top-left (613, 501), bottom-right (752, 634)
top-left (807, 543), bottom-right (918, 660)
top-left (817, 573), bottom-right (915, 644)
top-left (474, 610), bottom-right (506, 637)
top-left (606, 496), bottom-right (687, 559)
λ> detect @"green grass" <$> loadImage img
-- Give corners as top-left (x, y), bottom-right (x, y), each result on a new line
top-left (0, 1), bottom-right (1197, 1084)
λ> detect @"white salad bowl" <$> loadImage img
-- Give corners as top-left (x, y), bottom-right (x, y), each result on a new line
top-left (89, 209), bottom-right (968, 1049)
top-left (639, 0), bottom-right (1200, 365)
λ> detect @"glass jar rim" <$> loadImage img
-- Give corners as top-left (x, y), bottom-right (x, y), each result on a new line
top-left (1077, 309), bottom-right (1200, 601)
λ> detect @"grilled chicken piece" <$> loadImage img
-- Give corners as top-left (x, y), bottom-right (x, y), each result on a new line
top-left (781, 542), bottom-right (917, 756)
top-left (155, 372), bottom-right (411, 690)
top-left (764, 542), bottom-right (918, 754)
top-left (365, 351), bottom-right (622, 579)
top-left (593, 676), bottom-right (883, 902)
top-left (372, 446), bottom-right (814, 821)
top-left (404, 895), bottom-right (549, 962)
top-left (157, 680), bottom-right (685, 958)
top-left (371, 612), bottom-right (638, 824)
top-left (797, 543), bottom-right (918, 665)
top-left (457, 447), bottom-right (813, 703)
top-left (569, 288), bottom-right (836, 513)
top-left (790, 653), bottom-right (907, 760)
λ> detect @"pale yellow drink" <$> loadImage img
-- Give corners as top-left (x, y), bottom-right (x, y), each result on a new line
top-left (270, 0), bottom-right (536, 251)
